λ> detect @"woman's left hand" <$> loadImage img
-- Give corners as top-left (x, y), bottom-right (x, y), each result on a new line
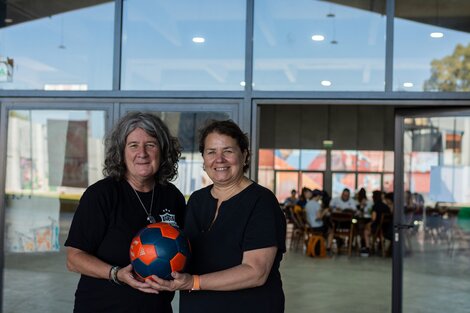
top-left (146, 272), bottom-right (194, 291)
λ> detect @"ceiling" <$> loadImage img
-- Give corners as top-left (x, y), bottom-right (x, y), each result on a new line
top-left (1, 0), bottom-right (469, 33)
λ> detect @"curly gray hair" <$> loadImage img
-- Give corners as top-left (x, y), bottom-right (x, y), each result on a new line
top-left (103, 112), bottom-right (181, 184)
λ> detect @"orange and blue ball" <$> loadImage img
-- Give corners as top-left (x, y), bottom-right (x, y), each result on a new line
top-left (130, 222), bottom-right (191, 280)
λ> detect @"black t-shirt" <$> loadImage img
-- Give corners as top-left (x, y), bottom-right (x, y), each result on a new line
top-left (180, 182), bottom-right (286, 313)
top-left (65, 177), bottom-right (185, 313)
top-left (371, 201), bottom-right (390, 227)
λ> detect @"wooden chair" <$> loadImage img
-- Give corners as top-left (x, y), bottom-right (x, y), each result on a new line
top-left (371, 212), bottom-right (393, 257)
top-left (330, 212), bottom-right (354, 256)
top-left (287, 206), bottom-right (308, 251)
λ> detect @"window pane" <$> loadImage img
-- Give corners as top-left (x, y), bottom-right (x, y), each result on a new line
top-left (275, 171), bottom-right (299, 203)
top-left (383, 173), bottom-right (394, 192)
top-left (332, 173), bottom-right (356, 198)
top-left (0, 3), bottom-right (114, 90)
top-left (275, 149), bottom-right (300, 170)
top-left (384, 151), bottom-right (394, 172)
top-left (150, 111), bottom-right (230, 196)
top-left (331, 150), bottom-right (357, 171)
top-left (4, 109), bottom-right (106, 312)
top-left (122, 0), bottom-right (246, 90)
top-left (253, 0), bottom-right (386, 91)
top-left (301, 172), bottom-right (323, 191)
top-left (259, 149), bottom-right (275, 169)
top-left (357, 151), bottom-right (384, 172)
top-left (300, 149), bottom-right (326, 170)
top-left (394, 0), bottom-right (470, 91)
top-left (357, 173), bottom-right (381, 193)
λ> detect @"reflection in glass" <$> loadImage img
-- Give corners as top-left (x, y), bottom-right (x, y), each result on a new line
top-left (300, 149), bottom-right (326, 170)
top-left (301, 172), bottom-right (323, 191)
top-left (383, 173), bottom-right (394, 192)
top-left (253, 0), bottom-right (386, 91)
top-left (357, 151), bottom-right (384, 172)
top-left (332, 172), bottom-right (356, 197)
top-left (331, 150), bottom-right (357, 171)
top-left (384, 151), bottom-right (394, 172)
top-left (4, 109), bottom-right (106, 312)
top-left (275, 149), bottom-right (300, 170)
top-left (402, 115), bottom-right (470, 313)
top-left (357, 173), bottom-right (381, 194)
top-left (0, 3), bottom-right (114, 90)
top-left (275, 171), bottom-right (299, 203)
top-left (122, 0), bottom-right (246, 90)
top-left (394, 0), bottom-right (470, 91)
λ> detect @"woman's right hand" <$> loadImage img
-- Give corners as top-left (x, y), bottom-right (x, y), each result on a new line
top-left (116, 264), bottom-right (160, 294)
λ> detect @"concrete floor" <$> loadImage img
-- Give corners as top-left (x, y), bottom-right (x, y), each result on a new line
top-left (2, 225), bottom-right (469, 313)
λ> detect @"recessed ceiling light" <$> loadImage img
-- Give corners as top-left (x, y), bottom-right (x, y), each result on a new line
top-left (403, 82), bottom-right (414, 88)
top-left (4, 18), bottom-right (13, 23)
top-left (311, 35), bottom-right (325, 41)
top-left (321, 80), bottom-right (332, 87)
top-left (240, 81), bottom-right (246, 87)
top-left (430, 32), bottom-right (444, 38)
top-left (192, 37), bottom-right (205, 43)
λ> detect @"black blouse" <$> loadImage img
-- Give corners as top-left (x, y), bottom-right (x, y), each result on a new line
top-left (180, 182), bottom-right (286, 313)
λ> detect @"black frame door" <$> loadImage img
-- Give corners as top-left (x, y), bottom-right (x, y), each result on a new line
top-left (393, 106), bottom-right (470, 313)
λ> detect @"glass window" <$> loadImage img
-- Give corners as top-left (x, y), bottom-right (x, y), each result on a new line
top-left (300, 149), bottom-right (326, 170)
top-left (394, 0), bottom-right (470, 91)
top-left (122, 0), bottom-right (246, 90)
top-left (384, 151), bottom-right (394, 172)
top-left (357, 151), bottom-right (384, 172)
top-left (253, 0), bottom-right (386, 91)
top-left (275, 171), bottom-right (299, 203)
top-left (4, 109), bottom-right (107, 312)
top-left (301, 172), bottom-right (323, 191)
top-left (258, 149), bottom-right (275, 190)
top-left (332, 172), bottom-right (356, 197)
top-left (331, 150), bottom-right (357, 171)
top-left (0, 3), bottom-right (114, 90)
top-left (275, 149), bottom-right (300, 170)
top-left (357, 173), bottom-right (381, 193)
top-left (383, 173), bottom-right (394, 192)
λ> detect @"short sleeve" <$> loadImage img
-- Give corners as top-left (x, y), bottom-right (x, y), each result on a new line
top-left (64, 184), bottom-right (109, 253)
top-left (242, 189), bottom-right (286, 253)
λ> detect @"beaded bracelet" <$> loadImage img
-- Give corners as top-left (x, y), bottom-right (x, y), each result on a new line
top-left (109, 265), bottom-right (122, 285)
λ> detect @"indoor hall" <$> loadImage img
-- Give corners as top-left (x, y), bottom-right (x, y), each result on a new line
top-left (2, 0), bottom-right (470, 312)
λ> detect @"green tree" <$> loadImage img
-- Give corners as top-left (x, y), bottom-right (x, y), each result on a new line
top-left (424, 43), bottom-right (470, 91)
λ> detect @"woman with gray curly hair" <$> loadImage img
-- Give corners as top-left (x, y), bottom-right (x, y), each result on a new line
top-left (65, 112), bottom-right (185, 313)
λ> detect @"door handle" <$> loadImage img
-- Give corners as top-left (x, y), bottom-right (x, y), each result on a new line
top-left (394, 224), bottom-right (415, 229)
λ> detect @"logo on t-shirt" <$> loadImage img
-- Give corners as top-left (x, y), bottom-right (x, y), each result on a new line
top-left (159, 208), bottom-right (178, 227)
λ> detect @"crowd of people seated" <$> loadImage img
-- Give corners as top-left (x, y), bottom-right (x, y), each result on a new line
top-left (282, 187), bottom-right (394, 257)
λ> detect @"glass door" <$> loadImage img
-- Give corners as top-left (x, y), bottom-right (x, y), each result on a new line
top-left (394, 108), bottom-right (470, 313)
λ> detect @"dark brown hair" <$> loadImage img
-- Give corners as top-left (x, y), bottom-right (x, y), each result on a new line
top-left (198, 119), bottom-right (250, 172)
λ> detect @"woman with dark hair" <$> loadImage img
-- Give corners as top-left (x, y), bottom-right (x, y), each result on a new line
top-left (65, 112), bottom-right (185, 313)
top-left (361, 190), bottom-right (391, 256)
top-left (147, 119), bottom-right (286, 313)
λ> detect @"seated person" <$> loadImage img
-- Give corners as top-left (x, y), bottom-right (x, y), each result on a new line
top-left (283, 189), bottom-right (297, 207)
top-left (362, 190), bottom-right (392, 256)
top-left (330, 188), bottom-right (357, 212)
top-left (356, 187), bottom-right (373, 217)
top-left (305, 189), bottom-right (333, 251)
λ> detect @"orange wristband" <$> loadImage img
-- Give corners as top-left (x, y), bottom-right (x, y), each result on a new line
top-left (191, 275), bottom-right (200, 291)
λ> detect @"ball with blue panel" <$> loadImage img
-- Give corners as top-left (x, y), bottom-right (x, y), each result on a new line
top-left (130, 222), bottom-right (191, 280)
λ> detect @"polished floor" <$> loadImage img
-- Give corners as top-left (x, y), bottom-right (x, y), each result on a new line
top-left (3, 224), bottom-right (470, 313)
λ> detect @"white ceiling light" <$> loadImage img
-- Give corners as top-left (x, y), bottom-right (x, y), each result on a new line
top-left (192, 37), bottom-right (205, 43)
top-left (240, 81), bottom-right (246, 87)
top-left (430, 32), bottom-right (444, 38)
top-left (311, 35), bottom-right (325, 41)
top-left (321, 80), bottom-right (332, 87)
top-left (403, 82), bottom-right (414, 88)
